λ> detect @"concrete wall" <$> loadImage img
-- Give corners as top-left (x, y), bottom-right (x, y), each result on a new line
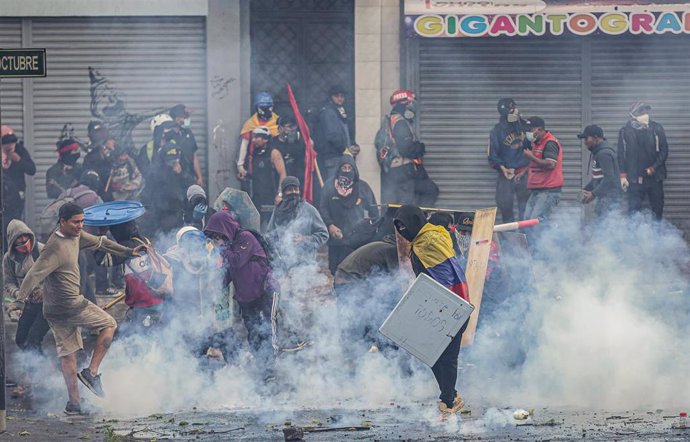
top-left (354, 0), bottom-right (401, 203)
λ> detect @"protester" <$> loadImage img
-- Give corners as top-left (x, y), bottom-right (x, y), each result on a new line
top-left (204, 211), bottom-right (279, 380)
top-left (108, 144), bottom-right (143, 201)
top-left (83, 121), bottom-right (116, 201)
top-left (237, 92), bottom-right (280, 181)
top-left (488, 98), bottom-right (531, 223)
top-left (319, 156), bottom-right (378, 275)
top-left (133, 113), bottom-right (173, 176)
top-left (314, 85), bottom-right (356, 180)
top-left (247, 126), bottom-right (287, 225)
top-left (378, 89), bottom-right (438, 206)
top-left (617, 101), bottom-right (668, 220)
top-left (46, 138), bottom-right (82, 200)
top-left (141, 143), bottom-right (188, 236)
top-left (2, 125), bottom-right (37, 246)
top-left (266, 176), bottom-right (329, 259)
top-left (393, 205), bottom-right (469, 416)
top-left (522, 117), bottom-right (563, 239)
top-left (428, 211), bottom-right (462, 257)
top-left (183, 185), bottom-right (215, 230)
top-left (165, 226), bottom-right (234, 361)
top-left (269, 115), bottom-right (307, 189)
top-left (579, 125), bottom-right (623, 217)
top-left (333, 235), bottom-right (399, 298)
top-left (11, 203), bottom-right (143, 415)
top-left (4, 220), bottom-right (50, 353)
top-left (170, 104), bottom-right (203, 187)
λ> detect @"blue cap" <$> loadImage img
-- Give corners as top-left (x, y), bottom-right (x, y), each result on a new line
top-left (254, 91), bottom-right (273, 107)
top-left (83, 201), bottom-right (146, 227)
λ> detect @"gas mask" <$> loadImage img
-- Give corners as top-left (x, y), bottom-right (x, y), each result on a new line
top-left (14, 237), bottom-right (32, 254)
top-left (635, 114), bottom-right (650, 126)
top-left (257, 105), bottom-right (273, 121)
top-left (337, 170), bottom-right (355, 190)
top-left (61, 151), bottom-right (81, 166)
top-left (403, 102), bottom-right (417, 121)
top-left (507, 107), bottom-right (520, 123)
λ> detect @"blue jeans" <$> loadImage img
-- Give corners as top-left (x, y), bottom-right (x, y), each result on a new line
top-left (523, 189), bottom-right (560, 247)
top-left (523, 188), bottom-right (561, 222)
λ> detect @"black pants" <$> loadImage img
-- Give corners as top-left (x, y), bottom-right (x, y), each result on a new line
top-left (328, 245), bottom-right (354, 276)
top-left (431, 320), bottom-right (468, 408)
top-left (495, 173), bottom-right (529, 223)
top-left (627, 180), bottom-right (664, 220)
top-left (15, 302), bottom-right (50, 354)
top-left (238, 292), bottom-right (277, 370)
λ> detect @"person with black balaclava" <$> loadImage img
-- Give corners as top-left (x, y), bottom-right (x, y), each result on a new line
top-left (314, 85), bottom-right (357, 181)
top-left (267, 176), bottom-right (329, 261)
top-left (319, 156), bottom-right (378, 275)
top-left (237, 92), bottom-right (280, 182)
top-left (183, 184), bottom-right (215, 230)
top-left (2, 125), bottom-right (37, 248)
top-left (488, 98), bottom-right (531, 223)
top-left (617, 101), bottom-right (669, 220)
top-left (247, 126), bottom-right (287, 226)
top-left (46, 138), bottom-right (82, 200)
top-left (142, 143), bottom-right (188, 236)
top-left (269, 115), bottom-right (307, 190)
top-left (393, 205), bottom-right (470, 417)
top-left (170, 104), bottom-right (203, 187)
top-left (379, 90), bottom-right (438, 207)
top-left (83, 121), bottom-right (116, 201)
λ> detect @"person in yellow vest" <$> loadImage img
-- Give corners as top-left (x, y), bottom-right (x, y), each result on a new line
top-left (237, 91), bottom-right (280, 181)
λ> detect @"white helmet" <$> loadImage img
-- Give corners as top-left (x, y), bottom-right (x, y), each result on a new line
top-left (150, 113), bottom-right (173, 133)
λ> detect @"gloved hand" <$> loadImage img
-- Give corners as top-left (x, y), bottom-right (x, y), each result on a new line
top-left (620, 176), bottom-right (629, 192)
top-left (193, 203), bottom-right (208, 221)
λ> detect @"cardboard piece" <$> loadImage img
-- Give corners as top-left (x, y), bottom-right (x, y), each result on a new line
top-left (379, 273), bottom-right (474, 366)
top-left (460, 207), bottom-right (497, 347)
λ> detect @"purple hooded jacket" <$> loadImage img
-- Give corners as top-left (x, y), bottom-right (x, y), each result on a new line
top-left (204, 211), bottom-right (276, 303)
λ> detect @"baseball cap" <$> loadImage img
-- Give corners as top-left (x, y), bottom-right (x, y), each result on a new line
top-left (577, 125), bottom-right (605, 139)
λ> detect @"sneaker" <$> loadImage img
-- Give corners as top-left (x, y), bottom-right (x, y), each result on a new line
top-left (64, 400), bottom-right (92, 416)
top-left (77, 368), bottom-right (105, 398)
top-left (452, 392), bottom-right (465, 412)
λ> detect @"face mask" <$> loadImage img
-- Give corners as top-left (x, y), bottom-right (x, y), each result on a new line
top-left (286, 131), bottom-right (298, 143)
top-left (403, 109), bottom-right (415, 120)
top-left (182, 117), bottom-right (191, 128)
top-left (507, 108), bottom-right (519, 123)
top-left (525, 131), bottom-right (535, 143)
top-left (337, 170), bottom-right (355, 190)
top-left (14, 238), bottom-right (32, 254)
top-left (395, 222), bottom-right (416, 242)
top-left (61, 151), bottom-right (80, 166)
top-left (257, 106), bottom-right (273, 120)
top-left (283, 193), bottom-right (300, 203)
top-left (635, 114), bottom-right (650, 126)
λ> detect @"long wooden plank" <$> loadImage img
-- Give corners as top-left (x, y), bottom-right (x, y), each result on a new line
top-left (461, 207), bottom-right (497, 347)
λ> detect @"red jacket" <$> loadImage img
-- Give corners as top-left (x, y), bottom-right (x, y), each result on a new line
top-left (527, 131), bottom-right (563, 189)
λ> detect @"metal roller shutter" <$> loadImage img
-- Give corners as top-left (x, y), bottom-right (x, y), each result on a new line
top-left (417, 36), bottom-right (584, 213)
top-left (591, 34), bottom-right (690, 232)
top-left (0, 19), bottom-right (23, 135)
top-left (27, 17), bottom-right (207, 225)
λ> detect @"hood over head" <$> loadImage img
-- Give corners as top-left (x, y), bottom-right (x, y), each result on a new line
top-left (109, 220), bottom-right (140, 243)
top-left (204, 210), bottom-right (240, 242)
top-left (394, 205), bottom-right (427, 242)
top-left (6, 219), bottom-right (36, 255)
top-left (337, 155), bottom-right (359, 181)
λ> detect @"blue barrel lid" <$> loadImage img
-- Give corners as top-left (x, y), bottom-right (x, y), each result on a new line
top-left (83, 200), bottom-right (146, 227)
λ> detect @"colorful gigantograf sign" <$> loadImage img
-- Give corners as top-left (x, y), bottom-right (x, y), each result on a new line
top-left (404, 0), bottom-right (690, 37)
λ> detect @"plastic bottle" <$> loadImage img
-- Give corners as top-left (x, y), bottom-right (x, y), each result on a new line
top-left (678, 412), bottom-right (688, 429)
top-left (143, 315), bottom-right (152, 327)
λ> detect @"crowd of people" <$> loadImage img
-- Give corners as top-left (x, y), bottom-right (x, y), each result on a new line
top-left (0, 87), bottom-right (670, 418)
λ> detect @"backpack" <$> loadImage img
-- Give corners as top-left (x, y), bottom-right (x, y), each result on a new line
top-left (241, 228), bottom-right (282, 268)
top-left (124, 237), bottom-right (174, 308)
top-left (345, 217), bottom-right (383, 250)
top-left (38, 188), bottom-right (95, 239)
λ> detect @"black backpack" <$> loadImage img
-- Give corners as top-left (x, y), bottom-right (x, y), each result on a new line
top-left (240, 228), bottom-right (282, 268)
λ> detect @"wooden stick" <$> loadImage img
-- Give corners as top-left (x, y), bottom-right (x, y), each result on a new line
top-left (103, 293), bottom-right (126, 310)
top-left (314, 158), bottom-right (325, 188)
